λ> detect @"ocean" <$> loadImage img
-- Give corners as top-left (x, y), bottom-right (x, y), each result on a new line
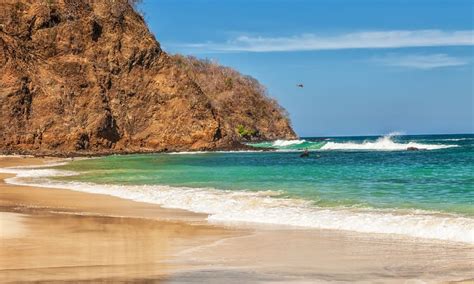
top-left (2, 133), bottom-right (473, 243)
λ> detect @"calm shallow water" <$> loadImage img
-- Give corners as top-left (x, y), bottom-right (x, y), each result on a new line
top-left (3, 134), bottom-right (473, 243)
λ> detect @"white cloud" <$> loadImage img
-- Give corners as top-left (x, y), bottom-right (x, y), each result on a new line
top-left (374, 53), bottom-right (470, 69)
top-left (177, 30), bottom-right (474, 53)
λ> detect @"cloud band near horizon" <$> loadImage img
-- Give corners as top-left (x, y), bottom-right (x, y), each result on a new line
top-left (176, 30), bottom-right (474, 53)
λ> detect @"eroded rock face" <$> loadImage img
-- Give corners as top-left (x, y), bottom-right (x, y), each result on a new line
top-left (0, 0), bottom-right (296, 156)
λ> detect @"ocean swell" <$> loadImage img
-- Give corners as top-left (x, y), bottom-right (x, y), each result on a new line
top-left (1, 166), bottom-right (472, 244)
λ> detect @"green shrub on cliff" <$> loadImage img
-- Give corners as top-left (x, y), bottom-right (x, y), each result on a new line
top-left (236, 125), bottom-right (257, 138)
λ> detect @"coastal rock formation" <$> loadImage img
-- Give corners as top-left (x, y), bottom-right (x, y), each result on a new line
top-left (0, 0), bottom-right (296, 156)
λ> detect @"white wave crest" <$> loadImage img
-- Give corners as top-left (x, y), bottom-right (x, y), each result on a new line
top-left (321, 135), bottom-right (457, 151)
top-left (0, 167), bottom-right (77, 178)
top-left (272, 139), bottom-right (306, 147)
top-left (386, 131), bottom-right (405, 137)
top-left (1, 166), bottom-right (472, 244)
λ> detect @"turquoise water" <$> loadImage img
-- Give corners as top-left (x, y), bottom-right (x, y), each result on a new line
top-left (3, 133), bottom-right (472, 242)
top-left (57, 134), bottom-right (473, 216)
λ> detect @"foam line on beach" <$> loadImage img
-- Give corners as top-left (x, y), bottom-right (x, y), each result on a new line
top-left (1, 165), bottom-right (472, 244)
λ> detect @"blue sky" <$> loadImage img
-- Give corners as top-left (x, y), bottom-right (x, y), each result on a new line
top-left (139, 0), bottom-right (473, 137)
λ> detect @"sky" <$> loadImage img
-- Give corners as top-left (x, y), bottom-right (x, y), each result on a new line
top-left (138, 0), bottom-right (473, 137)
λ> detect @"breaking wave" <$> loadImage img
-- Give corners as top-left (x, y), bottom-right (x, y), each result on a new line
top-left (272, 139), bottom-right (306, 147)
top-left (249, 139), bottom-right (325, 150)
top-left (249, 134), bottom-right (457, 151)
top-left (321, 135), bottom-right (456, 151)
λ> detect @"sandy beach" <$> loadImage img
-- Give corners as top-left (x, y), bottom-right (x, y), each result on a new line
top-left (0, 156), bottom-right (473, 283)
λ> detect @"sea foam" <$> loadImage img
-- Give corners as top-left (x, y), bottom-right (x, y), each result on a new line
top-left (1, 165), bottom-right (472, 244)
top-left (320, 135), bottom-right (456, 151)
top-left (249, 133), bottom-right (458, 151)
top-left (272, 139), bottom-right (306, 147)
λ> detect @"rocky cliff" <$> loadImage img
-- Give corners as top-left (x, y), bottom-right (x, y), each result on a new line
top-left (0, 0), bottom-right (296, 156)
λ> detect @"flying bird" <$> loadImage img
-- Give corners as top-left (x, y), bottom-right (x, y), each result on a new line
top-left (296, 84), bottom-right (304, 88)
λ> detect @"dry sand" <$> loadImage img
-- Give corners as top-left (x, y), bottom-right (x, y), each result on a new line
top-left (0, 156), bottom-right (473, 283)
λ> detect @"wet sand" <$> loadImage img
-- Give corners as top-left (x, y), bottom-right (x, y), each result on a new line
top-left (175, 228), bottom-right (474, 283)
top-left (0, 156), bottom-right (473, 283)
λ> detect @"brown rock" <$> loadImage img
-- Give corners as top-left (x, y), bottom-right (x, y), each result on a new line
top-left (0, 0), bottom-right (296, 156)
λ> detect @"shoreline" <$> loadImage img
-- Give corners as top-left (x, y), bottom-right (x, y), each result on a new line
top-left (0, 141), bottom-right (269, 158)
top-left (0, 156), bottom-right (243, 282)
top-left (1, 156), bottom-right (473, 282)
top-left (4, 155), bottom-right (471, 245)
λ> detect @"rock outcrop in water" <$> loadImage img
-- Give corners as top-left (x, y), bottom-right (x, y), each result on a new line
top-left (0, 0), bottom-right (296, 156)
